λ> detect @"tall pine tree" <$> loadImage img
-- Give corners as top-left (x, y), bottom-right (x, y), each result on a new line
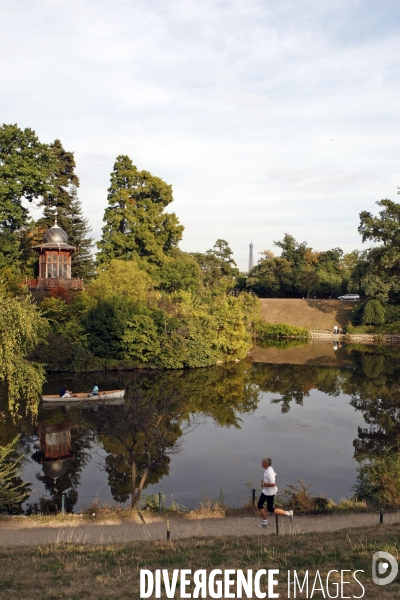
top-left (97, 155), bottom-right (183, 265)
top-left (36, 140), bottom-right (95, 280)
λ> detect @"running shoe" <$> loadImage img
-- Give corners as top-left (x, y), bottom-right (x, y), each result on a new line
top-left (287, 510), bottom-right (293, 523)
top-left (257, 521), bottom-right (270, 528)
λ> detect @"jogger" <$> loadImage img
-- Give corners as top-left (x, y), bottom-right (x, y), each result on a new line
top-left (257, 457), bottom-right (293, 527)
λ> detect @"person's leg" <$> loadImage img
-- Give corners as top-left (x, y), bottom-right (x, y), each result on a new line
top-left (257, 493), bottom-right (270, 527)
top-left (274, 508), bottom-right (287, 515)
top-left (258, 493), bottom-right (267, 519)
top-left (267, 496), bottom-right (293, 518)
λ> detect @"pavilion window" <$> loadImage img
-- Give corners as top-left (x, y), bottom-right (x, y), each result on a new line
top-left (59, 254), bottom-right (68, 278)
top-left (46, 253), bottom-right (69, 278)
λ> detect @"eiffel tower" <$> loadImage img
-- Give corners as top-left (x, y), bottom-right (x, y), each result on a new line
top-left (248, 241), bottom-right (254, 272)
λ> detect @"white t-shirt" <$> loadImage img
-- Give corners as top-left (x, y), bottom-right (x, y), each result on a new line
top-left (262, 466), bottom-right (278, 496)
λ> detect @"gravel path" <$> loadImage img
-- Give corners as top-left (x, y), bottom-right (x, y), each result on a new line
top-left (0, 512), bottom-right (398, 546)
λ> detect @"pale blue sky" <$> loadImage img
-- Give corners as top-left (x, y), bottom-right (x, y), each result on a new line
top-left (1, 0), bottom-right (399, 269)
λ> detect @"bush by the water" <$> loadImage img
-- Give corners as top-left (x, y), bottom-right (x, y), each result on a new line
top-left (361, 300), bottom-right (386, 325)
top-left (284, 479), bottom-right (329, 514)
top-left (253, 319), bottom-right (310, 340)
top-left (355, 451), bottom-right (400, 508)
top-left (351, 299), bottom-right (400, 328)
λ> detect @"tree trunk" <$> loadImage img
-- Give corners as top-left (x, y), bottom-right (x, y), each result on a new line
top-left (131, 460), bottom-right (136, 509)
top-left (133, 468), bottom-right (149, 508)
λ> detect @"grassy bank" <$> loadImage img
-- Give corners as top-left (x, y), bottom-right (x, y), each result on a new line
top-left (0, 524), bottom-right (399, 599)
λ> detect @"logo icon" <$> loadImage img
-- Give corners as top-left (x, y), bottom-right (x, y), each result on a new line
top-left (372, 551), bottom-right (398, 586)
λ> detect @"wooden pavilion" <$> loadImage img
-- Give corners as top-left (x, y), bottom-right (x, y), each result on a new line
top-left (26, 219), bottom-right (84, 291)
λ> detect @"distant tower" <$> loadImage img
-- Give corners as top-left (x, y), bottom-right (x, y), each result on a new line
top-left (248, 241), bottom-right (254, 272)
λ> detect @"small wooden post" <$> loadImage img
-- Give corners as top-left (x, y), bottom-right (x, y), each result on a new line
top-left (159, 492), bottom-right (162, 513)
top-left (167, 519), bottom-right (170, 541)
top-left (61, 494), bottom-right (65, 516)
top-left (275, 514), bottom-right (280, 536)
top-left (252, 489), bottom-right (256, 506)
top-left (380, 508), bottom-right (384, 524)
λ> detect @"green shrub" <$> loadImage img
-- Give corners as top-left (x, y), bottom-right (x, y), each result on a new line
top-left (361, 300), bottom-right (386, 325)
top-left (350, 302), bottom-right (364, 325)
top-left (284, 478), bottom-right (329, 514)
top-left (384, 304), bottom-right (400, 323)
top-left (0, 436), bottom-right (31, 512)
top-left (355, 451), bottom-right (400, 508)
top-left (253, 319), bottom-right (310, 340)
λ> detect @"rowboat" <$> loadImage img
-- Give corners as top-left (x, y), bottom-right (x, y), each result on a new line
top-left (41, 389), bottom-right (125, 402)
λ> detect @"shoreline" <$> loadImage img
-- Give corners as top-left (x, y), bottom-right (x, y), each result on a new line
top-left (311, 331), bottom-right (400, 344)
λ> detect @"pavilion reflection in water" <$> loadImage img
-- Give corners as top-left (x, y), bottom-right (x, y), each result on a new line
top-left (32, 422), bottom-right (76, 489)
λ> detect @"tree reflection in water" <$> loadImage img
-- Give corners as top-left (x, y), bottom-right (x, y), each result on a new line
top-left (85, 363), bottom-right (261, 508)
top-left (252, 346), bottom-right (400, 506)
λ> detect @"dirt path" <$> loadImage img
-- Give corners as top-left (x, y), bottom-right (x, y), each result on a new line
top-left (0, 512), bottom-right (398, 546)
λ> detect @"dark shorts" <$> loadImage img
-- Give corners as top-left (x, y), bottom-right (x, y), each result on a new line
top-left (258, 493), bottom-right (275, 513)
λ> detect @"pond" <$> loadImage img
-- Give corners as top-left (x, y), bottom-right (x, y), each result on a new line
top-left (1, 341), bottom-right (399, 513)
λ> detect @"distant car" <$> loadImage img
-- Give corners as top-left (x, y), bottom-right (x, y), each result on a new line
top-left (338, 294), bottom-right (360, 301)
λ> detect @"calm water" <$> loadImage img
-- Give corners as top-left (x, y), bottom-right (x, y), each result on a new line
top-left (2, 342), bottom-right (399, 513)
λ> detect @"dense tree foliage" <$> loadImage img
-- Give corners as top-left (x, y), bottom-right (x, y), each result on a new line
top-left (33, 275), bottom-right (257, 371)
top-left (0, 295), bottom-right (49, 416)
top-left (244, 233), bottom-right (348, 298)
top-left (0, 124), bottom-right (56, 270)
top-left (191, 239), bottom-right (239, 291)
top-left (0, 126), bottom-right (93, 282)
top-left (0, 124), bottom-right (55, 232)
top-left (97, 155), bottom-right (183, 265)
top-left (348, 199), bottom-right (400, 302)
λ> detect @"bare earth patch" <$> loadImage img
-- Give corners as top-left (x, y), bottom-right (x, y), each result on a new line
top-left (259, 298), bottom-right (354, 330)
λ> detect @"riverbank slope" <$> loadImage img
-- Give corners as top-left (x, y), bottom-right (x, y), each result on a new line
top-left (259, 298), bottom-right (354, 330)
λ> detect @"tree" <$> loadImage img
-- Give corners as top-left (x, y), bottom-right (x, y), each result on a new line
top-left (190, 239), bottom-right (238, 291)
top-left (0, 295), bottom-right (49, 416)
top-left (83, 296), bottom-right (143, 360)
top-left (274, 233), bottom-right (310, 270)
top-left (245, 256), bottom-right (293, 297)
top-left (0, 124), bottom-right (56, 267)
top-left (58, 186), bottom-right (94, 280)
top-left (97, 155), bottom-right (184, 265)
top-left (89, 259), bottom-right (154, 302)
top-left (0, 124), bottom-right (56, 231)
top-left (206, 239), bottom-right (238, 277)
top-left (156, 251), bottom-right (203, 293)
top-left (353, 199), bottom-right (400, 301)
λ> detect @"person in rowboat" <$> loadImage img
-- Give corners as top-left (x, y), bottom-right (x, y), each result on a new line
top-left (88, 385), bottom-right (99, 397)
top-left (61, 388), bottom-right (77, 398)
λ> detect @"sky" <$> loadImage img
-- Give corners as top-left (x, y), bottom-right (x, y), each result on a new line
top-left (1, 0), bottom-right (399, 270)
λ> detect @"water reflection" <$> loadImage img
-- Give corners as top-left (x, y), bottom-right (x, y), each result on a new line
top-left (2, 345), bottom-right (400, 512)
